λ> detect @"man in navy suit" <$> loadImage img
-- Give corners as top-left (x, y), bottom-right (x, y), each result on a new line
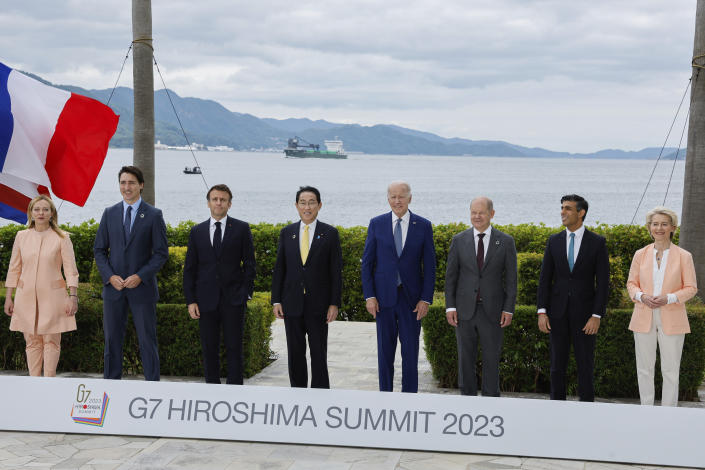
top-left (183, 184), bottom-right (256, 385)
top-left (271, 186), bottom-right (342, 388)
top-left (361, 181), bottom-right (436, 393)
top-left (94, 166), bottom-right (168, 381)
top-left (537, 194), bottom-right (610, 401)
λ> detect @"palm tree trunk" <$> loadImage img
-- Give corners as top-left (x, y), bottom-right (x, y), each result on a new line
top-left (132, 0), bottom-right (155, 205)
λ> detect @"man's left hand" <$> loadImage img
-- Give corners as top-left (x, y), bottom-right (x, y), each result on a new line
top-left (413, 301), bottom-right (429, 320)
top-left (500, 312), bottom-right (513, 328)
top-left (582, 316), bottom-right (601, 335)
top-left (123, 274), bottom-right (142, 289)
top-left (327, 305), bottom-right (339, 323)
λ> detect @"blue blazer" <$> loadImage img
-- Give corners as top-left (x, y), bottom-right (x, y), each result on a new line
top-left (361, 211), bottom-right (436, 308)
top-left (182, 216), bottom-right (256, 312)
top-left (94, 200), bottom-right (169, 304)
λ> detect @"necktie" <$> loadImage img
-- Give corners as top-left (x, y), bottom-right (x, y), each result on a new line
top-left (213, 221), bottom-right (222, 254)
top-left (300, 224), bottom-right (310, 265)
top-left (394, 218), bottom-right (403, 286)
top-left (476, 233), bottom-right (485, 302)
top-left (123, 206), bottom-right (132, 241)
top-left (568, 232), bottom-right (575, 272)
top-left (476, 233), bottom-right (485, 271)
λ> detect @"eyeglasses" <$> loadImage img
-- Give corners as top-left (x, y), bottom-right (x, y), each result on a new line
top-left (297, 201), bottom-right (319, 208)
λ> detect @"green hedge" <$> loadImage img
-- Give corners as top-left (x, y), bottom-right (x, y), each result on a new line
top-left (2, 220), bottom-right (662, 320)
top-left (422, 304), bottom-right (705, 400)
top-left (0, 289), bottom-right (275, 379)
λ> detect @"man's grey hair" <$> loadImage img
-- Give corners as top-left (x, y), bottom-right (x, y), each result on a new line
top-left (387, 180), bottom-right (411, 197)
top-left (471, 196), bottom-right (493, 212)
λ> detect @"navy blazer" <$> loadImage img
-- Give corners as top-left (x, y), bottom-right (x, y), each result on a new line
top-left (361, 211), bottom-right (436, 308)
top-left (536, 228), bottom-right (610, 320)
top-left (182, 216), bottom-right (256, 312)
top-left (271, 221), bottom-right (342, 317)
top-left (94, 200), bottom-right (169, 304)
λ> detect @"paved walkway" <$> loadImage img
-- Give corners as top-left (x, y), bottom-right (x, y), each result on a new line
top-left (0, 319), bottom-right (702, 469)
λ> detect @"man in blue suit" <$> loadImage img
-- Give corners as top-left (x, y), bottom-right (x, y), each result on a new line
top-left (361, 181), bottom-right (436, 393)
top-left (183, 184), bottom-right (256, 385)
top-left (94, 166), bottom-right (168, 381)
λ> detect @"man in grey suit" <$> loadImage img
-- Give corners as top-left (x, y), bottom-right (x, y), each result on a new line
top-left (445, 196), bottom-right (517, 396)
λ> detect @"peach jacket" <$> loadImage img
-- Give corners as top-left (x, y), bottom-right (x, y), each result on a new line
top-left (626, 243), bottom-right (697, 335)
top-left (5, 229), bottom-right (79, 334)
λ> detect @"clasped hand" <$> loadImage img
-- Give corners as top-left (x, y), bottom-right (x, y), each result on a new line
top-left (641, 294), bottom-right (667, 309)
top-left (109, 274), bottom-right (142, 290)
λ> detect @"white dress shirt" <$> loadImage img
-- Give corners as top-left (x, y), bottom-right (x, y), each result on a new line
top-left (209, 216), bottom-right (226, 246)
top-left (474, 225), bottom-right (491, 261)
top-left (299, 219), bottom-right (317, 250)
top-left (122, 197), bottom-right (142, 230)
top-left (566, 225), bottom-right (585, 267)
top-left (391, 211), bottom-right (410, 248)
top-left (635, 249), bottom-right (678, 305)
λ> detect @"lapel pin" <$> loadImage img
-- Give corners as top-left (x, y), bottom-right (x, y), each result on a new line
top-left (317, 234), bottom-right (321, 239)
top-left (292, 234), bottom-right (296, 239)
top-left (412, 221), bottom-right (417, 225)
top-left (140, 213), bottom-right (145, 218)
top-left (495, 240), bottom-right (500, 245)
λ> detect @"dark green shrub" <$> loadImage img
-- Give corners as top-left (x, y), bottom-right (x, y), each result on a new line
top-left (423, 303), bottom-right (705, 400)
top-left (0, 290), bottom-right (275, 379)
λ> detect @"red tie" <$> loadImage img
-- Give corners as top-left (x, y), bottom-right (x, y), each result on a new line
top-left (477, 233), bottom-right (485, 271)
top-left (476, 233), bottom-right (485, 302)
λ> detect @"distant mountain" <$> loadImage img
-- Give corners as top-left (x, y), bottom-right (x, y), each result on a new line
top-left (27, 71), bottom-right (684, 159)
top-left (262, 117), bottom-right (343, 133)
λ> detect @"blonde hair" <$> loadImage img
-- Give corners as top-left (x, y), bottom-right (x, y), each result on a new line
top-left (27, 195), bottom-right (65, 238)
top-left (645, 206), bottom-right (678, 239)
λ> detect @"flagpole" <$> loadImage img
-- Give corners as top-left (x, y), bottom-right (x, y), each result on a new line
top-left (132, 0), bottom-right (155, 205)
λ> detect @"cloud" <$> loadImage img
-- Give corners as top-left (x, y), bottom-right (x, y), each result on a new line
top-left (0, 0), bottom-right (696, 152)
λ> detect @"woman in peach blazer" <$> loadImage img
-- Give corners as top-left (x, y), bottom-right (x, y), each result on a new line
top-left (3, 195), bottom-right (79, 377)
top-left (626, 206), bottom-right (697, 407)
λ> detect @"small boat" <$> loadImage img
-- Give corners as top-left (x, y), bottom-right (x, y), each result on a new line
top-left (284, 136), bottom-right (347, 159)
top-left (183, 166), bottom-right (202, 174)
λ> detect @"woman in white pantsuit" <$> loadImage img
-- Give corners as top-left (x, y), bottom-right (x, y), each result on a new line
top-left (626, 207), bottom-right (697, 407)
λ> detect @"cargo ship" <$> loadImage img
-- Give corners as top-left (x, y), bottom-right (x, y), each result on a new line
top-left (284, 136), bottom-right (347, 159)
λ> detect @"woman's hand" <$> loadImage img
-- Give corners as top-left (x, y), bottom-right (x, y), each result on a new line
top-left (4, 297), bottom-right (13, 316)
top-left (65, 296), bottom-right (78, 316)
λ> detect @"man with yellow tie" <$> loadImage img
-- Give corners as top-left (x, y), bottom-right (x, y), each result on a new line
top-left (272, 186), bottom-right (343, 388)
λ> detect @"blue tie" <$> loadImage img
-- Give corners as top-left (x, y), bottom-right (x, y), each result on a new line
top-left (124, 206), bottom-right (132, 241)
top-left (394, 218), bottom-right (403, 285)
top-left (568, 232), bottom-right (575, 272)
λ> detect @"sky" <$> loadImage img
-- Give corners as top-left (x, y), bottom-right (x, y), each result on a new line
top-left (0, 1), bottom-right (698, 153)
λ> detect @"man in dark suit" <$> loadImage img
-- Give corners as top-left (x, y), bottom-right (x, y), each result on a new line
top-left (361, 181), bottom-right (436, 393)
top-left (445, 196), bottom-right (517, 397)
top-left (94, 166), bottom-right (168, 381)
top-left (271, 186), bottom-right (342, 388)
top-left (537, 194), bottom-right (610, 401)
top-left (183, 184), bottom-right (256, 385)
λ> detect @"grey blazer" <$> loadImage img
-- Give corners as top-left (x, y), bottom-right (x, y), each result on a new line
top-left (444, 227), bottom-right (517, 321)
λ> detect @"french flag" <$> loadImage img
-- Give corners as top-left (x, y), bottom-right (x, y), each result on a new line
top-left (0, 61), bottom-right (119, 223)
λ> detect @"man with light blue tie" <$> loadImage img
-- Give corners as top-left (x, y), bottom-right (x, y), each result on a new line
top-left (94, 166), bottom-right (168, 381)
top-left (536, 194), bottom-right (610, 401)
top-left (361, 181), bottom-right (436, 393)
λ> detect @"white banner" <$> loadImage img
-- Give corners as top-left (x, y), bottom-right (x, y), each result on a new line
top-left (0, 376), bottom-right (703, 467)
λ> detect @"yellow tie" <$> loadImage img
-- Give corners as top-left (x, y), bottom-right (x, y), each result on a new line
top-left (300, 225), bottom-right (310, 265)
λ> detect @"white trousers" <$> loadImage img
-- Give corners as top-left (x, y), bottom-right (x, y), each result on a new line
top-left (633, 309), bottom-right (685, 407)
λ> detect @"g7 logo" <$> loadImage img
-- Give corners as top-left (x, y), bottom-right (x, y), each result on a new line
top-left (76, 384), bottom-right (91, 403)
